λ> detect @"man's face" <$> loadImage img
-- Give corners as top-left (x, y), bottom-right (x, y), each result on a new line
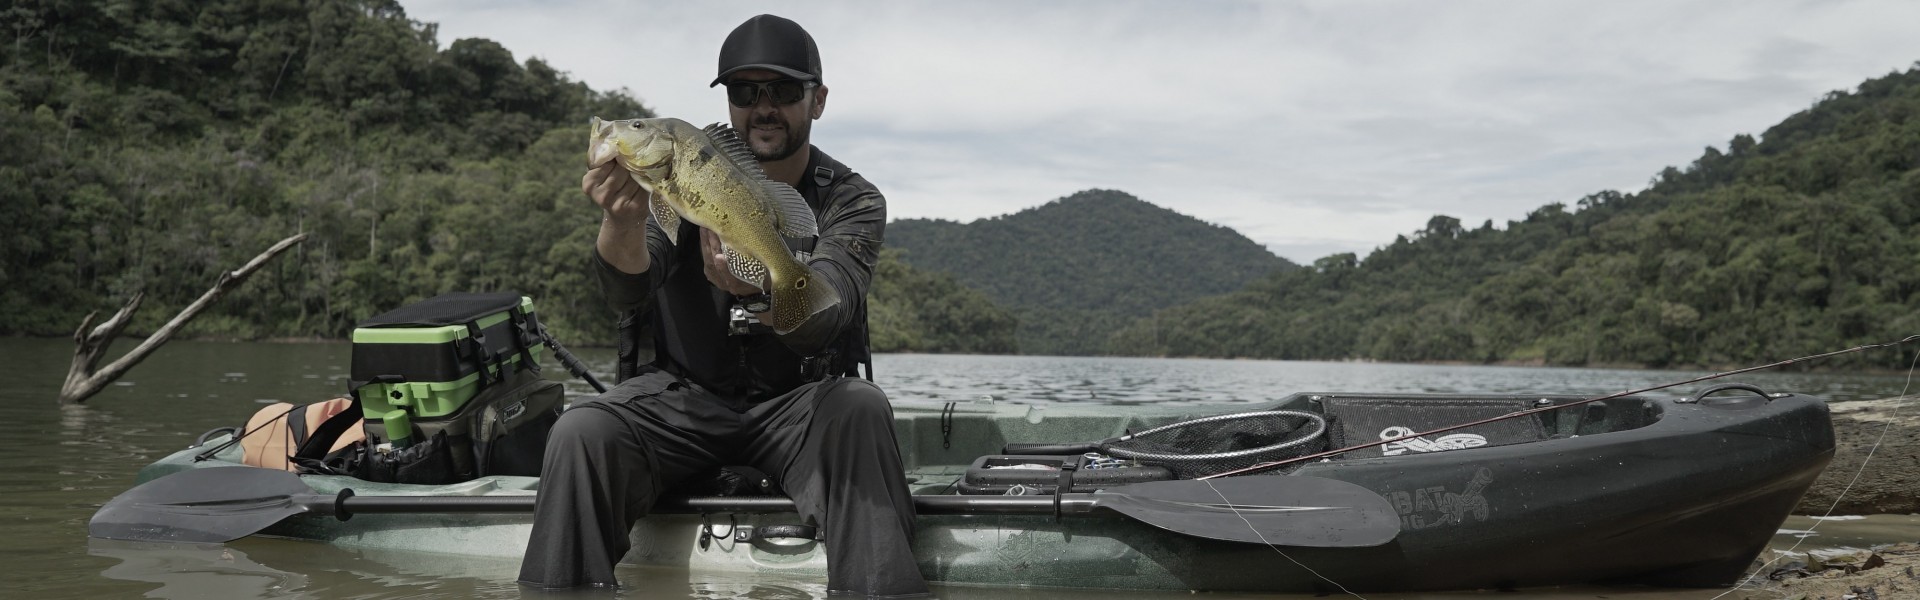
top-left (725, 69), bottom-right (825, 162)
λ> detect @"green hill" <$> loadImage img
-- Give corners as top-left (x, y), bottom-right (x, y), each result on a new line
top-left (1, 0), bottom-right (650, 345)
top-left (1111, 64), bottom-right (1920, 370)
top-left (888, 190), bottom-right (1298, 354)
top-left (869, 249), bottom-right (1019, 354)
top-left (0, 0), bottom-right (1019, 352)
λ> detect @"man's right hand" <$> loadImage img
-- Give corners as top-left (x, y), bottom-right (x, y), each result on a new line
top-left (588, 163), bottom-right (652, 274)
top-left (586, 162), bottom-right (650, 222)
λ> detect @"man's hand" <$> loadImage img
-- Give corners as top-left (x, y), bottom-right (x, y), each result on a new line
top-left (585, 162), bottom-right (649, 224)
top-left (701, 228), bottom-right (765, 299)
top-left (589, 163), bottom-right (652, 274)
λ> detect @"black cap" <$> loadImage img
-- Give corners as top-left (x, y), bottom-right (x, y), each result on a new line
top-left (711, 15), bottom-right (822, 87)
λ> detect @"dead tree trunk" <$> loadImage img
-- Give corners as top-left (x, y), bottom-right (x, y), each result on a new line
top-left (60, 233), bottom-right (309, 404)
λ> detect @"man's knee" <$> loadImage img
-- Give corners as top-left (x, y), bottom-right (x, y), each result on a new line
top-left (547, 405), bottom-right (631, 449)
top-left (810, 376), bottom-right (898, 432)
top-left (818, 377), bottom-right (891, 422)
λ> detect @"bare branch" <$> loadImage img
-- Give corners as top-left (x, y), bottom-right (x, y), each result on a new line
top-left (60, 234), bottom-right (309, 404)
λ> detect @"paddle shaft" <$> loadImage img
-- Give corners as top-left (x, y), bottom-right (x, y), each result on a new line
top-left (92, 466), bottom-right (1396, 547)
top-left (305, 491), bottom-right (1107, 519)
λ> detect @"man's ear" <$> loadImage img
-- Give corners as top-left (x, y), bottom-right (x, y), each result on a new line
top-left (811, 85), bottom-right (828, 120)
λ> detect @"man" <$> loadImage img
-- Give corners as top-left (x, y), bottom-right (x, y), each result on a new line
top-left (519, 14), bottom-right (928, 597)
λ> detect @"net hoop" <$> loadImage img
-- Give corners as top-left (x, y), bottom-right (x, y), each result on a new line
top-left (1105, 409), bottom-right (1327, 463)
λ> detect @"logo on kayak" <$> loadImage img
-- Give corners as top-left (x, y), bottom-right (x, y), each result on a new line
top-left (1386, 467), bottom-right (1493, 531)
top-left (1378, 426), bottom-right (1487, 456)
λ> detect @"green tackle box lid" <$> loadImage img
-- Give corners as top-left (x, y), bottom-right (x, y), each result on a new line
top-left (351, 292), bottom-right (535, 345)
top-left (349, 292), bottom-right (544, 419)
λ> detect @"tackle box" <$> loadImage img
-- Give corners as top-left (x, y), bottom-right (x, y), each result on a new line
top-left (350, 292), bottom-right (546, 427)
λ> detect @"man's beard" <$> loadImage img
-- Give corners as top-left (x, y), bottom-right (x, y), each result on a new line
top-left (748, 113), bottom-right (810, 162)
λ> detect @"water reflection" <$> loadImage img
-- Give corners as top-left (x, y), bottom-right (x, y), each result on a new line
top-left (873, 354), bottom-right (1917, 406)
top-left (89, 539), bottom-right (314, 600)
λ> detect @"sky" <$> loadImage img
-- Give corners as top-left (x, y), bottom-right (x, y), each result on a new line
top-left (402, 0), bottom-right (1920, 264)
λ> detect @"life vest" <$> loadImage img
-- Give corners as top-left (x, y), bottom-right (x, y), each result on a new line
top-left (238, 398), bottom-right (365, 471)
top-left (615, 147), bottom-right (876, 390)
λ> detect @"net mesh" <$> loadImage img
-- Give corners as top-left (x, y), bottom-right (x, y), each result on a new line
top-left (1103, 410), bottom-right (1327, 479)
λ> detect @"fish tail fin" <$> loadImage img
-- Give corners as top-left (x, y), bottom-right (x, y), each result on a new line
top-left (801, 265), bottom-right (841, 317)
top-left (769, 264), bottom-right (842, 335)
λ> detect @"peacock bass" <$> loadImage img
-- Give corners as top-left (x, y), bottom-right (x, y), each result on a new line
top-left (587, 116), bottom-right (839, 334)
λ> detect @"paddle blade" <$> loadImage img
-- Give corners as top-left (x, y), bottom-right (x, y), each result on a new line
top-left (90, 467), bottom-right (317, 543)
top-left (1097, 475), bottom-right (1399, 547)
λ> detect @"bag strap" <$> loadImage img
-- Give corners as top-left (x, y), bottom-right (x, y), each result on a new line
top-left (462, 321), bottom-right (495, 388)
top-left (296, 394), bottom-right (363, 461)
top-left (508, 305), bottom-right (541, 376)
top-left (802, 165), bottom-right (873, 381)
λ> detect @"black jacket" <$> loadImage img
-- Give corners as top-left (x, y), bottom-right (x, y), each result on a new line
top-left (594, 146), bottom-right (881, 407)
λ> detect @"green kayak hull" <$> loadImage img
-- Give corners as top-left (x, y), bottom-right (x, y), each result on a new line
top-left (128, 391), bottom-right (1833, 592)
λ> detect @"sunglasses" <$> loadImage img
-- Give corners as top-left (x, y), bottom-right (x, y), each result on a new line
top-left (725, 79), bottom-right (815, 108)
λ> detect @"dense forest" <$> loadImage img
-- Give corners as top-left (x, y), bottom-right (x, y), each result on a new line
top-left (888, 190), bottom-right (1296, 354)
top-left (0, 0), bottom-right (1013, 352)
top-left (1109, 65), bottom-right (1920, 370)
top-left (7, 1), bottom-right (1916, 368)
top-left (868, 249), bottom-right (1018, 354)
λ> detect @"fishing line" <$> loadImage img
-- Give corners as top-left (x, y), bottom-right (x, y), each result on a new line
top-left (1199, 477), bottom-right (1370, 600)
top-left (1712, 341), bottom-right (1920, 599)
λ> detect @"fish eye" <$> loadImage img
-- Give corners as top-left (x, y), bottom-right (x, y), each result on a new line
top-left (630, 120), bottom-right (644, 126)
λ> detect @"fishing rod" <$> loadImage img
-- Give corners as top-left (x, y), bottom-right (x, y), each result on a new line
top-left (535, 322), bottom-right (608, 394)
top-left (1198, 333), bottom-right (1920, 480)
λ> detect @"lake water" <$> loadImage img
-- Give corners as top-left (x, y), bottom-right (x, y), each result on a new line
top-left (4, 337), bottom-right (1914, 599)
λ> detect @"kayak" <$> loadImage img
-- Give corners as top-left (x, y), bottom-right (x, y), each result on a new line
top-left (119, 387), bottom-right (1832, 593)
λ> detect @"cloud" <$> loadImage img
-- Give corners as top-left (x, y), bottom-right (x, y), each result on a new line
top-left (402, 0), bottom-right (1920, 263)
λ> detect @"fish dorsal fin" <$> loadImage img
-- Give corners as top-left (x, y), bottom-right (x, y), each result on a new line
top-left (699, 122), bottom-right (816, 238)
top-left (701, 123), bottom-right (767, 181)
top-left (763, 180), bottom-right (817, 238)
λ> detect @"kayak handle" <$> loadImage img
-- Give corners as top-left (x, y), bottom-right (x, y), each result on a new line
top-left (1682, 382), bottom-right (1774, 404)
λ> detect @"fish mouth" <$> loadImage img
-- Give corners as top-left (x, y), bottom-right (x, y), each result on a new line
top-left (587, 140), bottom-right (619, 168)
top-left (587, 117), bottom-right (616, 167)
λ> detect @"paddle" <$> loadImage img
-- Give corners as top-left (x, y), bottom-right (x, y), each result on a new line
top-left (90, 466), bottom-right (1398, 548)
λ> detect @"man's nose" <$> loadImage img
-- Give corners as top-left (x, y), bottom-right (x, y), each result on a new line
top-left (752, 94), bottom-right (780, 114)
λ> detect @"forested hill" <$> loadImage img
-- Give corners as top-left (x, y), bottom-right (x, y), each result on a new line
top-left (0, 0), bottom-right (1007, 352)
top-left (1111, 64), bottom-right (1920, 370)
top-left (0, 0), bottom-right (654, 345)
top-left (888, 190), bottom-right (1297, 354)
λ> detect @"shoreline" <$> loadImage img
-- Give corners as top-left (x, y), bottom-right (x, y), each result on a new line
top-left (1797, 395), bottom-right (1920, 516)
top-left (1740, 542), bottom-right (1920, 599)
top-left (8, 332), bottom-right (1917, 374)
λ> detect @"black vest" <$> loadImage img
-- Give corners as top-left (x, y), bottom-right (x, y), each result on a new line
top-left (613, 148), bottom-right (871, 405)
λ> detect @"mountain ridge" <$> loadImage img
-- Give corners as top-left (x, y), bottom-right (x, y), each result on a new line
top-left (1109, 64), bottom-right (1920, 369)
top-left (887, 189), bottom-right (1296, 354)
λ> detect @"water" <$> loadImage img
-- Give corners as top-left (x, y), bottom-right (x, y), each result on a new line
top-left (3, 338), bottom-right (1913, 599)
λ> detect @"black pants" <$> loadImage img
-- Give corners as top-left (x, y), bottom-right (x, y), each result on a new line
top-left (518, 369), bottom-right (928, 596)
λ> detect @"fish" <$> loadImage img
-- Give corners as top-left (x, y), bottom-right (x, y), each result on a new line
top-left (587, 116), bottom-right (839, 334)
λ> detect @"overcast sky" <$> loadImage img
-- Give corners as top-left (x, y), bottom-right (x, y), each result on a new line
top-left (402, 1), bottom-right (1920, 264)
